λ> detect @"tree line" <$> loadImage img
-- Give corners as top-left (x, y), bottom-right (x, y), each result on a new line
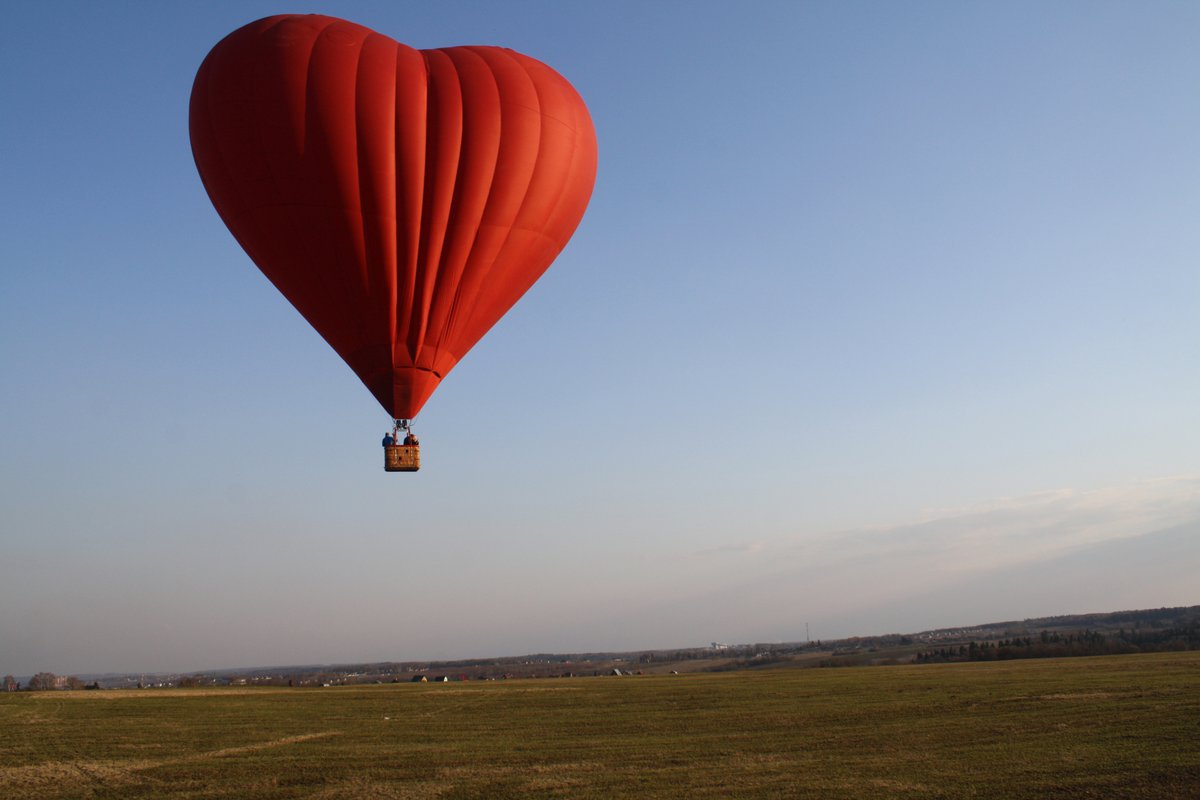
top-left (3, 672), bottom-right (94, 691)
top-left (915, 623), bottom-right (1200, 663)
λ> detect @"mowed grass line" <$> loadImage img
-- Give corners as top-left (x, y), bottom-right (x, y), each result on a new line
top-left (0, 652), bottom-right (1196, 799)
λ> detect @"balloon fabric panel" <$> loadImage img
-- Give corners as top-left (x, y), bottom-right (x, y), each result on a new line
top-left (189, 14), bottom-right (597, 419)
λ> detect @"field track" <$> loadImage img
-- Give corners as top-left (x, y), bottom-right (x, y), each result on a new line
top-left (1, 652), bottom-right (1196, 798)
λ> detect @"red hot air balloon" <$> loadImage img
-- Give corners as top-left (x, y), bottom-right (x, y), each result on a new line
top-left (189, 14), bottom-right (597, 470)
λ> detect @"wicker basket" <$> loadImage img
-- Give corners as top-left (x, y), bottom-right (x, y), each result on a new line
top-left (384, 445), bottom-right (420, 472)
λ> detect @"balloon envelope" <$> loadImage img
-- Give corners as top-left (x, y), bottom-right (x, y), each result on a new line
top-left (190, 14), bottom-right (597, 419)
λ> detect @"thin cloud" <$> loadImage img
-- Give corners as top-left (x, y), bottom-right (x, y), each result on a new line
top-left (777, 474), bottom-right (1200, 573)
top-left (693, 540), bottom-right (767, 557)
top-left (636, 475), bottom-right (1200, 640)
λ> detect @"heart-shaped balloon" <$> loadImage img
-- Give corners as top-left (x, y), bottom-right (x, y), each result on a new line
top-left (190, 14), bottom-right (597, 419)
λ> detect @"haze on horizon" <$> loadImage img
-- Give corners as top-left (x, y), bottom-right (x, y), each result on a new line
top-left (2, 1), bottom-right (1197, 677)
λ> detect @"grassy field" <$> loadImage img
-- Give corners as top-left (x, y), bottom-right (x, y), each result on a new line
top-left (1, 652), bottom-right (1196, 799)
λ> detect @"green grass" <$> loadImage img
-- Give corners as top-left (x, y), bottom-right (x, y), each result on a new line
top-left (2, 652), bottom-right (1197, 798)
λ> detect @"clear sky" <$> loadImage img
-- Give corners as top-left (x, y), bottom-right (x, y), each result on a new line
top-left (2, 1), bottom-right (1197, 677)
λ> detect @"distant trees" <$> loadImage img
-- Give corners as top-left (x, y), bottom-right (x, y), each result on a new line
top-left (26, 672), bottom-right (58, 691)
top-left (3, 675), bottom-right (17, 692)
top-left (176, 675), bottom-right (211, 688)
top-left (915, 623), bottom-right (1200, 664)
top-left (19, 673), bottom-right (86, 691)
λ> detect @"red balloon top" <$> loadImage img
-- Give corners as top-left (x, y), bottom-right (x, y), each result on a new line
top-left (190, 15), bottom-right (597, 419)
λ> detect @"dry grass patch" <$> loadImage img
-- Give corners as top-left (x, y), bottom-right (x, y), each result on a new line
top-left (0, 759), bottom-right (159, 792)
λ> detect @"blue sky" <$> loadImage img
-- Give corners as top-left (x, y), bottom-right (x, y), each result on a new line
top-left (2, 1), bottom-right (1197, 676)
